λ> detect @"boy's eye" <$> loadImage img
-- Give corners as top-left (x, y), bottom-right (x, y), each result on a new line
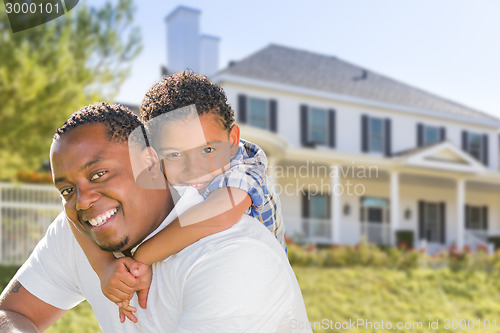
top-left (90, 171), bottom-right (106, 181)
top-left (164, 152), bottom-right (183, 160)
top-left (202, 147), bottom-right (215, 154)
top-left (60, 188), bottom-right (74, 197)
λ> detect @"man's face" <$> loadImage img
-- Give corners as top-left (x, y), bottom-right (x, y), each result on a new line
top-left (51, 124), bottom-right (171, 252)
top-left (154, 113), bottom-right (239, 194)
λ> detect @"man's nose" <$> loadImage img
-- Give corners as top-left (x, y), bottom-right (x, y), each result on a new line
top-left (76, 185), bottom-right (100, 211)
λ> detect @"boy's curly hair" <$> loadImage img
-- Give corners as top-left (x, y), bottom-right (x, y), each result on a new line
top-left (53, 102), bottom-right (142, 143)
top-left (140, 71), bottom-right (235, 132)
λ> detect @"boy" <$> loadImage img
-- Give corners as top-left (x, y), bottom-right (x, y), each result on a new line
top-left (70, 71), bottom-right (286, 322)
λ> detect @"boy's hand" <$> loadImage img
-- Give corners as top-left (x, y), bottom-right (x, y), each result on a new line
top-left (100, 257), bottom-right (138, 304)
top-left (132, 262), bottom-right (153, 309)
top-left (118, 299), bottom-right (138, 323)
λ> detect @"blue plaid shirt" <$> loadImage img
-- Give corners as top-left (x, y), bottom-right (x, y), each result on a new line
top-left (203, 139), bottom-right (287, 253)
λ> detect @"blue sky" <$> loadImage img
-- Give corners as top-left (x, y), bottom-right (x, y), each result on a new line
top-left (86, 0), bottom-right (500, 119)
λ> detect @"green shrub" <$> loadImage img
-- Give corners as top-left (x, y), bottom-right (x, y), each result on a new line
top-left (396, 230), bottom-right (414, 249)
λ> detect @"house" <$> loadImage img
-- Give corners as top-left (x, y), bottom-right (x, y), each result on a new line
top-left (161, 7), bottom-right (500, 251)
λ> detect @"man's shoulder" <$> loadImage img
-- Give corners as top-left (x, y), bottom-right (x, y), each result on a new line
top-left (46, 212), bottom-right (74, 240)
top-left (166, 215), bottom-right (286, 273)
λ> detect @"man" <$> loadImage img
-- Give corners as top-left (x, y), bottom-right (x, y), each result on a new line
top-left (0, 103), bottom-right (311, 332)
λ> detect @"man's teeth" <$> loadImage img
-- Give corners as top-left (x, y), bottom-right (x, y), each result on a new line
top-left (88, 208), bottom-right (117, 227)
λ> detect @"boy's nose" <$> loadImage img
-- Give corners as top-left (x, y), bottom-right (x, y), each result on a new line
top-left (184, 153), bottom-right (209, 178)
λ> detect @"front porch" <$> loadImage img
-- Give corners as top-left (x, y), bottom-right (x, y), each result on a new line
top-left (275, 142), bottom-right (500, 252)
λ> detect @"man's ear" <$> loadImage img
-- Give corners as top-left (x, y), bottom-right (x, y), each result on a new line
top-left (229, 124), bottom-right (240, 154)
top-left (134, 147), bottom-right (166, 189)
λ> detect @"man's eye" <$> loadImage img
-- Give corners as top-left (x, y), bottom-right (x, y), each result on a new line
top-left (202, 147), bottom-right (215, 154)
top-left (90, 171), bottom-right (106, 181)
top-left (60, 188), bottom-right (73, 196)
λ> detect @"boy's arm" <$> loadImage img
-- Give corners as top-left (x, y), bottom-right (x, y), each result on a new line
top-left (68, 220), bottom-right (139, 304)
top-left (67, 220), bottom-right (115, 277)
top-left (133, 187), bottom-right (251, 265)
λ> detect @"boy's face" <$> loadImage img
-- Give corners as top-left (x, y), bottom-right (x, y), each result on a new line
top-left (154, 113), bottom-right (239, 194)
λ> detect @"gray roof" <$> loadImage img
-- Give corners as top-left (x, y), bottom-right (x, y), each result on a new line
top-left (219, 44), bottom-right (499, 123)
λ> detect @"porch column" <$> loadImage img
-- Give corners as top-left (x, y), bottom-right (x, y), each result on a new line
top-left (456, 178), bottom-right (465, 249)
top-left (390, 171), bottom-right (399, 246)
top-left (267, 157), bottom-right (278, 184)
top-left (331, 165), bottom-right (341, 244)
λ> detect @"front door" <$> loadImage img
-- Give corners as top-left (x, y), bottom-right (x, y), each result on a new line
top-left (419, 201), bottom-right (445, 244)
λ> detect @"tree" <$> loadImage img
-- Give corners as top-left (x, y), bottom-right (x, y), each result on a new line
top-left (0, 0), bottom-right (142, 180)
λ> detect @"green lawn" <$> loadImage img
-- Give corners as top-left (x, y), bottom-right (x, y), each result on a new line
top-left (2, 266), bottom-right (500, 332)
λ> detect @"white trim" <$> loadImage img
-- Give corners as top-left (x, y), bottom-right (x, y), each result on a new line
top-left (390, 172), bottom-right (399, 245)
top-left (400, 141), bottom-right (487, 174)
top-left (456, 179), bottom-right (465, 249)
top-left (214, 74), bottom-right (500, 129)
top-left (331, 165), bottom-right (341, 244)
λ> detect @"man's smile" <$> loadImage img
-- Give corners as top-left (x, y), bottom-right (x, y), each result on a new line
top-left (84, 207), bottom-right (119, 228)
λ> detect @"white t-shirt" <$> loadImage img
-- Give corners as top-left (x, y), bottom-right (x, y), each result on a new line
top-left (15, 187), bottom-right (312, 332)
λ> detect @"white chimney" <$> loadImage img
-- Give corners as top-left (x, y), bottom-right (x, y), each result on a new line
top-left (165, 6), bottom-right (219, 77)
top-left (200, 35), bottom-right (220, 77)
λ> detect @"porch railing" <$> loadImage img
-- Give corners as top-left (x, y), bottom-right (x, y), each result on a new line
top-left (0, 183), bottom-right (62, 264)
top-left (360, 222), bottom-right (390, 245)
top-left (302, 218), bottom-right (332, 244)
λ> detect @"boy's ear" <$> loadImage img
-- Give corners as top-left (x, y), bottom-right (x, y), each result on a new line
top-left (229, 124), bottom-right (240, 154)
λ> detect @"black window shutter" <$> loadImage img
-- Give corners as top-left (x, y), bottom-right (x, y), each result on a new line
top-left (269, 99), bottom-right (277, 133)
top-left (361, 115), bottom-right (368, 152)
top-left (301, 193), bottom-right (309, 235)
top-left (300, 105), bottom-right (309, 146)
top-left (440, 127), bottom-right (446, 142)
top-left (384, 118), bottom-right (392, 157)
top-left (418, 201), bottom-right (425, 240)
top-left (461, 131), bottom-right (468, 151)
top-left (417, 123), bottom-right (424, 146)
top-left (328, 109), bottom-right (336, 148)
top-left (326, 194), bottom-right (332, 219)
top-left (439, 202), bottom-right (446, 244)
top-left (302, 192), bottom-right (309, 218)
top-left (465, 205), bottom-right (470, 229)
top-left (482, 134), bottom-right (489, 166)
top-left (238, 95), bottom-right (247, 123)
top-left (483, 206), bottom-right (488, 230)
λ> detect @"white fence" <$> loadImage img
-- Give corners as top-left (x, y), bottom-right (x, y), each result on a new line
top-left (0, 183), bottom-right (61, 265)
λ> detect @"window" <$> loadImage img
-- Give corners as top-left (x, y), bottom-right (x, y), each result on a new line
top-left (302, 193), bottom-right (330, 239)
top-left (424, 203), bottom-right (441, 243)
top-left (362, 115), bottom-right (391, 156)
top-left (360, 197), bottom-right (389, 223)
top-left (466, 206), bottom-right (487, 230)
top-left (462, 131), bottom-right (488, 165)
top-left (417, 124), bottom-right (445, 146)
top-left (248, 97), bottom-right (268, 129)
top-left (423, 125), bottom-right (440, 145)
top-left (300, 105), bottom-right (335, 148)
top-left (309, 195), bottom-right (329, 219)
top-left (468, 133), bottom-right (482, 161)
top-left (368, 117), bottom-right (384, 153)
top-left (308, 107), bottom-right (328, 144)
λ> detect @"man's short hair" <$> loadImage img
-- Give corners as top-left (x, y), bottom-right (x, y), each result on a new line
top-left (140, 71), bottom-right (235, 132)
top-left (53, 102), bottom-right (142, 143)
